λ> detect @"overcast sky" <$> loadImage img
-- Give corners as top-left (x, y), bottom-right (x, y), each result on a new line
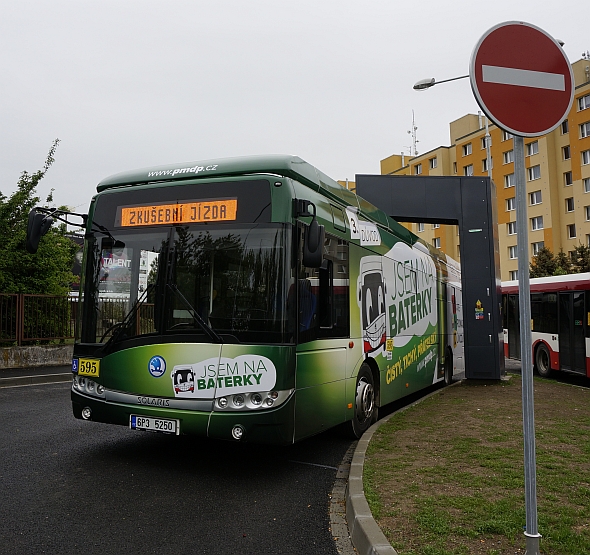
top-left (1, 0), bottom-right (587, 212)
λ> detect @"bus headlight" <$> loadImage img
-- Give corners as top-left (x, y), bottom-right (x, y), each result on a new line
top-left (213, 389), bottom-right (293, 411)
top-left (72, 376), bottom-right (106, 399)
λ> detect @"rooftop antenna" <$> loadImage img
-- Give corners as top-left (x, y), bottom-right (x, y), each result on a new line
top-left (582, 50), bottom-right (590, 60)
top-left (406, 111), bottom-right (419, 156)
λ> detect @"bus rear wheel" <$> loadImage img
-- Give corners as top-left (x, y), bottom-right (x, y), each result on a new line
top-left (351, 365), bottom-right (377, 438)
top-left (535, 343), bottom-right (552, 378)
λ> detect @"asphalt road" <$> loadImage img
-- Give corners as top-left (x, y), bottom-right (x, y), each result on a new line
top-left (0, 381), bottom-right (355, 555)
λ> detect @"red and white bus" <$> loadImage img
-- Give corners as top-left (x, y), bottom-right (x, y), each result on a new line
top-left (502, 273), bottom-right (590, 378)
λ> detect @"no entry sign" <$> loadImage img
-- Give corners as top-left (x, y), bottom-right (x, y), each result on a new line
top-left (470, 21), bottom-right (573, 137)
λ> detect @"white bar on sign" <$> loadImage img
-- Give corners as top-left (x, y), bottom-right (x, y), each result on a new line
top-left (482, 65), bottom-right (565, 91)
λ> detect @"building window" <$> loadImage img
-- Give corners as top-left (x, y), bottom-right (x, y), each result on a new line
top-left (482, 157), bottom-right (493, 172)
top-left (587, 234), bottom-right (590, 247)
top-left (481, 136), bottom-right (492, 149)
top-left (464, 164), bottom-right (474, 176)
top-left (566, 197), bottom-right (575, 212)
top-left (504, 173), bottom-right (515, 188)
top-left (510, 270), bottom-right (518, 280)
top-left (508, 246), bottom-right (517, 259)
top-left (502, 130), bottom-right (513, 141)
top-left (567, 224), bottom-right (577, 239)
top-left (506, 197), bottom-right (516, 211)
top-left (529, 190), bottom-right (542, 205)
top-left (462, 143), bottom-right (472, 156)
top-left (507, 221), bottom-right (517, 235)
top-left (433, 237), bottom-right (441, 249)
top-left (503, 150), bottom-right (514, 164)
top-left (564, 171), bottom-right (573, 186)
top-left (531, 216), bottom-right (543, 231)
top-left (429, 157), bottom-right (437, 169)
top-left (561, 119), bottom-right (569, 134)
top-left (414, 163), bottom-right (422, 175)
top-left (432, 223), bottom-right (440, 229)
top-left (528, 165), bottom-right (541, 181)
top-left (417, 222), bottom-right (424, 232)
top-left (581, 122), bottom-right (590, 138)
top-left (532, 242), bottom-right (544, 256)
top-left (582, 150), bottom-right (590, 165)
top-left (526, 141), bottom-right (539, 156)
top-left (453, 162), bottom-right (457, 174)
top-left (586, 206), bottom-right (590, 221)
top-left (563, 145), bottom-right (571, 160)
top-left (585, 177), bottom-right (590, 193)
top-left (579, 94), bottom-right (590, 111)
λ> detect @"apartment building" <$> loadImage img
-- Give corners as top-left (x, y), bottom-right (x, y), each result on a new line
top-left (380, 58), bottom-right (590, 281)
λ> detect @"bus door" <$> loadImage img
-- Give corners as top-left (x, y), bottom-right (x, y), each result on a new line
top-left (294, 233), bottom-right (350, 441)
top-left (558, 292), bottom-right (586, 373)
top-left (506, 294), bottom-right (520, 359)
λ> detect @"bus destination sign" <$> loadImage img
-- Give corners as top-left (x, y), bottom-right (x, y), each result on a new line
top-left (119, 198), bottom-right (238, 227)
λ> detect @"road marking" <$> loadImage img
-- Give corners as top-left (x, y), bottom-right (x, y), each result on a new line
top-left (289, 460), bottom-right (338, 470)
top-left (482, 65), bottom-right (565, 91)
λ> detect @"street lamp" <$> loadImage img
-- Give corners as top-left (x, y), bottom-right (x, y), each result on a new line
top-left (413, 74), bottom-right (492, 177)
top-left (413, 74), bottom-right (469, 90)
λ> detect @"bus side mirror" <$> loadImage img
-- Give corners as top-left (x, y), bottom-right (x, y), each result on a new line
top-left (296, 199), bottom-right (324, 269)
top-left (26, 208), bottom-right (54, 254)
top-left (303, 218), bottom-right (325, 268)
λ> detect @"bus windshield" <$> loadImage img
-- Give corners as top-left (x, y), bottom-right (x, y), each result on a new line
top-left (78, 224), bottom-right (293, 346)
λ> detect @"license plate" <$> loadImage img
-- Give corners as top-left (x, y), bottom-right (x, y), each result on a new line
top-left (77, 358), bottom-right (100, 377)
top-left (130, 415), bottom-right (179, 435)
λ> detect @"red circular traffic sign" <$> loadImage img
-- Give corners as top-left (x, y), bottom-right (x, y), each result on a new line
top-left (470, 21), bottom-right (573, 137)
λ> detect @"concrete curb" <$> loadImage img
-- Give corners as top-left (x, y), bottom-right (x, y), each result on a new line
top-left (0, 373), bottom-right (72, 388)
top-left (346, 424), bottom-right (398, 555)
top-left (345, 381), bottom-right (464, 555)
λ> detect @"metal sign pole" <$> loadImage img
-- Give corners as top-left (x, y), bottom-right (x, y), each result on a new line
top-left (514, 134), bottom-right (541, 555)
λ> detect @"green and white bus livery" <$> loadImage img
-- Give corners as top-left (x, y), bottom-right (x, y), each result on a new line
top-left (33, 155), bottom-right (464, 444)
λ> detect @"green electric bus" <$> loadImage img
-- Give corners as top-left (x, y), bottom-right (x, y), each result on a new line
top-left (27, 155), bottom-right (464, 444)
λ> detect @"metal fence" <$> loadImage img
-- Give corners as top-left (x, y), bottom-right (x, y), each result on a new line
top-left (0, 294), bottom-right (78, 345)
top-left (0, 294), bottom-right (156, 345)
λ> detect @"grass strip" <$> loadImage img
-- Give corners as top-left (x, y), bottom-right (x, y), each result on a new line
top-left (364, 376), bottom-right (590, 555)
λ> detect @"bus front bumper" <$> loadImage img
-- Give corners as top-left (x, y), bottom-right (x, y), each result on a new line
top-left (71, 389), bottom-right (296, 445)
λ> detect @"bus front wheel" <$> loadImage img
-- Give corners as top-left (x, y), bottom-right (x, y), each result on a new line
top-left (351, 365), bottom-right (377, 438)
top-left (535, 343), bottom-right (552, 378)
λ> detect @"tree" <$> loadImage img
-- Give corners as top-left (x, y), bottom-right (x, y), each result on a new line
top-left (570, 244), bottom-right (590, 273)
top-left (0, 140), bottom-right (78, 294)
top-left (555, 250), bottom-right (572, 275)
top-left (529, 246), bottom-right (557, 278)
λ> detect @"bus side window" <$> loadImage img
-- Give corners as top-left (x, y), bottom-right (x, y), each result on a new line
top-left (297, 230), bottom-right (350, 342)
top-left (318, 236), bottom-right (349, 339)
top-left (298, 278), bottom-right (317, 331)
top-left (319, 259), bottom-right (333, 329)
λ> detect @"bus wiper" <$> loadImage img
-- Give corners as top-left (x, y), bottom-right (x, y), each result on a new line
top-left (99, 284), bottom-right (154, 349)
top-left (167, 284), bottom-right (223, 344)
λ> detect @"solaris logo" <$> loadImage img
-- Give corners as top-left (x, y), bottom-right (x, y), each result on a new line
top-left (148, 355), bottom-right (166, 378)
